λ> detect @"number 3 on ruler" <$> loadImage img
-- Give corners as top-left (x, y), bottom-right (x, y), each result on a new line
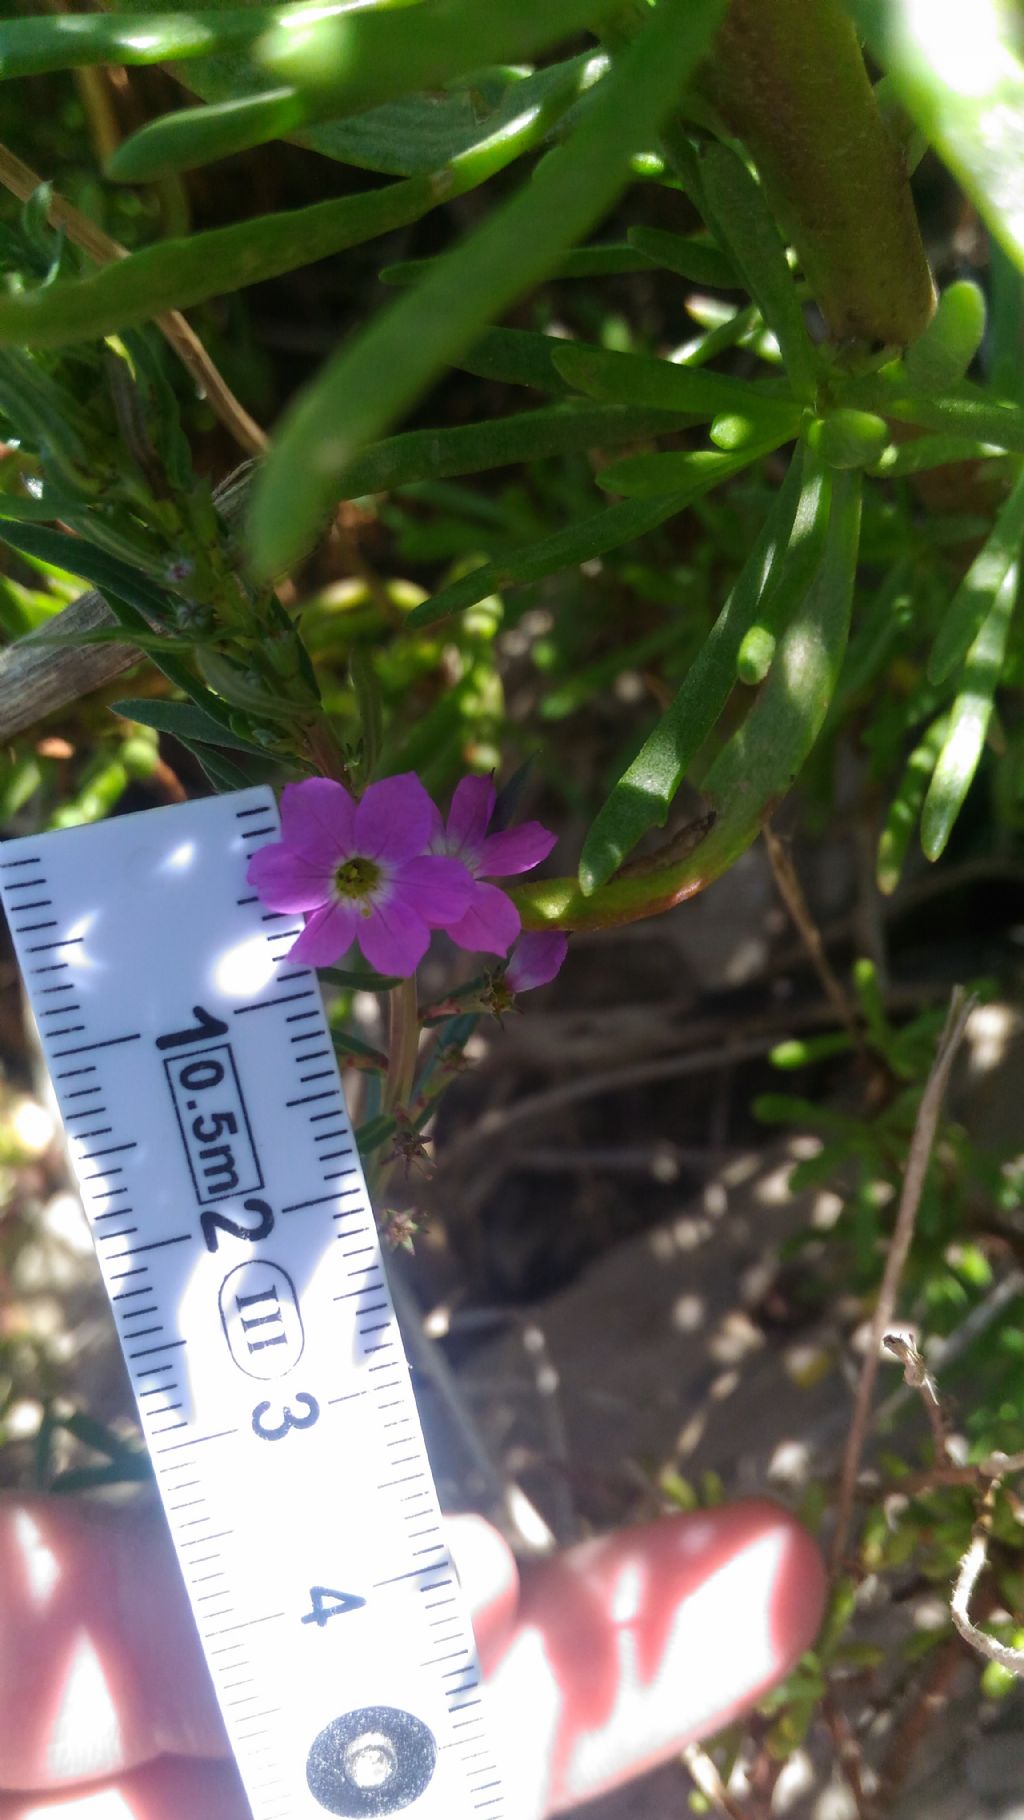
top-left (251, 1391), bottom-right (320, 1440)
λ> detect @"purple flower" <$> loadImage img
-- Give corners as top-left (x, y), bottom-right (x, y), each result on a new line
top-left (505, 930), bottom-right (568, 993)
top-left (247, 775), bottom-right (474, 977)
top-left (429, 775), bottom-right (556, 956)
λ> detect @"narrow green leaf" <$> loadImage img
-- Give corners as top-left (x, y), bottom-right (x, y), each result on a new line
top-left (321, 966), bottom-right (402, 993)
top-left (111, 697), bottom-right (270, 755)
top-left (850, 0), bottom-right (1024, 275)
top-left (0, 73), bottom-right (577, 348)
top-left (456, 328), bottom-right (577, 394)
top-left (408, 442), bottom-right (764, 631)
top-left (507, 469), bottom-right (862, 932)
top-left (110, 89), bottom-right (308, 181)
top-left (336, 399), bottom-right (698, 498)
top-left (597, 431), bottom-right (798, 497)
top-left (869, 434), bottom-right (1002, 478)
top-left (735, 455), bottom-right (832, 684)
top-left (552, 340), bottom-right (794, 419)
top-left (247, 0), bottom-right (727, 579)
top-left (848, 371), bottom-right (1024, 457)
top-left (0, 520), bottom-right (173, 621)
top-left (0, 4), bottom-right (380, 79)
top-left (406, 491), bottom-right (689, 630)
top-left (696, 141), bottom-right (818, 401)
top-left (381, 243), bottom-right (653, 286)
top-left (110, 0), bottom-right (624, 179)
top-left (921, 560), bottom-right (1019, 861)
top-left (169, 50), bottom-right (596, 180)
top-left (876, 712), bottom-right (950, 895)
top-left (928, 465), bottom-right (1024, 684)
top-left (578, 448), bottom-right (825, 891)
top-left (627, 225), bottom-right (738, 290)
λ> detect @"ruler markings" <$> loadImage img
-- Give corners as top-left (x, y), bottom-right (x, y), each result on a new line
top-left (2, 788), bottom-right (502, 1820)
top-left (54, 1032), bottom-right (142, 1060)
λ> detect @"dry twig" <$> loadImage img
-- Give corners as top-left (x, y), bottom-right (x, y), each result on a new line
top-left (951, 1471), bottom-right (1024, 1678)
top-left (830, 986), bottom-right (975, 1576)
top-left (680, 1743), bottom-right (749, 1820)
top-left (764, 823), bottom-right (869, 1062)
top-left (0, 142), bottom-right (267, 458)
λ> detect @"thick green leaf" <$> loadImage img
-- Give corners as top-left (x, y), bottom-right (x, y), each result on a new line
top-left (0, 72), bottom-right (578, 348)
top-left (876, 711), bottom-right (949, 895)
top-left (922, 559), bottom-right (1019, 860)
top-left (407, 443), bottom-right (763, 631)
top-left (928, 464), bottom-right (1024, 684)
top-left (578, 448), bottom-right (826, 891)
top-left (695, 141), bottom-right (818, 401)
top-left (850, 0), bottom-right (1024, 275)
top-left (552, 340), bottom-right (794, 419)
top-left (110, 0), bottom-right (622, 179)
top-left (111, 696), bottom-right (270, 754)
top-left (247, 0), bottom-right (727, 579)
top-left (627, 225), bottom-right (738, 290)
top-left (904, 279), bottom-right (987, 391)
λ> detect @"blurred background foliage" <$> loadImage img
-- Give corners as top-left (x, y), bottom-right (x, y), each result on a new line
top-left (2, 0), bottom-right (1024, 1812)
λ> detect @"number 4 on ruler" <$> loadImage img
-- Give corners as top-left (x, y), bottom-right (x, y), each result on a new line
top-left (302, 1586), bottom-right (368, 1627)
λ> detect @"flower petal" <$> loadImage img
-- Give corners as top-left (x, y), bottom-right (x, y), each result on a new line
top-left (358, 896), bottom-right (431, 977)
top-left (393, 855), bottom-right (476, 928)
top-left (445, 775), bottom-right (496, 862)
top-left (506, 930), bottom-right (568, 992)
top-left (279, 778), bottom-right (356, 861)
top-left (288, 899), bottom-right (359, 967)
top-left (478, 821), bottom-right (556, 878)
top-left (247, 841), bottom-right (335, 913)
top-left (446, 881), bottom-right (521, 956)
top-left (354, 773), bottom-right (435, 862)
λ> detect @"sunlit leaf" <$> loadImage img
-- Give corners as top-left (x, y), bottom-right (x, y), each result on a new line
top-left (407, 443), bottom-right (764, 632)
top-left (0, 77), bottom-right (576, 347)
top-left (696, 140), bottom-right (818, 400)
top-left (246, 0), bottom-right (726, 579)
top-left (928, 465), bottom-right (1024, 683)
top-left (850, 0), bottom-right (1024, 274)
top-left (578, 448), bottom-right (829, 892)
top-left (110, 0), bottom-right (622, 178)
top-left (922, 560), bottom-right (1019, 860)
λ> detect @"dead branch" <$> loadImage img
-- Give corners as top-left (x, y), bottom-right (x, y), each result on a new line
top-left (830, 987), bottom-right (975, 1576)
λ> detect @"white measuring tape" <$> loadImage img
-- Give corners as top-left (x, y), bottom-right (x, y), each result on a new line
top-left (1, 786), bottom-right (505, 1820)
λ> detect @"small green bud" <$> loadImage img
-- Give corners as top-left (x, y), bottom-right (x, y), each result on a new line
top-left (805, 409), bottom-right (889, 470)
top-left (736, 624), bottom-right (776, 684)
top-left (904, 280), bottom-right (986, 391)
top-left (121, 733), bottom-right (158, 778)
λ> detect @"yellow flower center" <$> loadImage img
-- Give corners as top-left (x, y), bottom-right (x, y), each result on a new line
top-left (334, 856), bottom-right (381, 907)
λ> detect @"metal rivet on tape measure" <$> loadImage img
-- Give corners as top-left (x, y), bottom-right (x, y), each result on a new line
top-left (1, 788), bottom-right (505, 1820)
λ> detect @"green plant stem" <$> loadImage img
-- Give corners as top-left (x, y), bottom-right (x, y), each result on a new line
top-left (704, 0), bottom-right (934, 346)
top-left (384, 977), bottom-right (421, 1119)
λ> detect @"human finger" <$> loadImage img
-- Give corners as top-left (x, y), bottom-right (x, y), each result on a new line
top-left (487, 1498), bottom-right (824, 1817)
top-left (0, 1496), bottom-right (518, 1791)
